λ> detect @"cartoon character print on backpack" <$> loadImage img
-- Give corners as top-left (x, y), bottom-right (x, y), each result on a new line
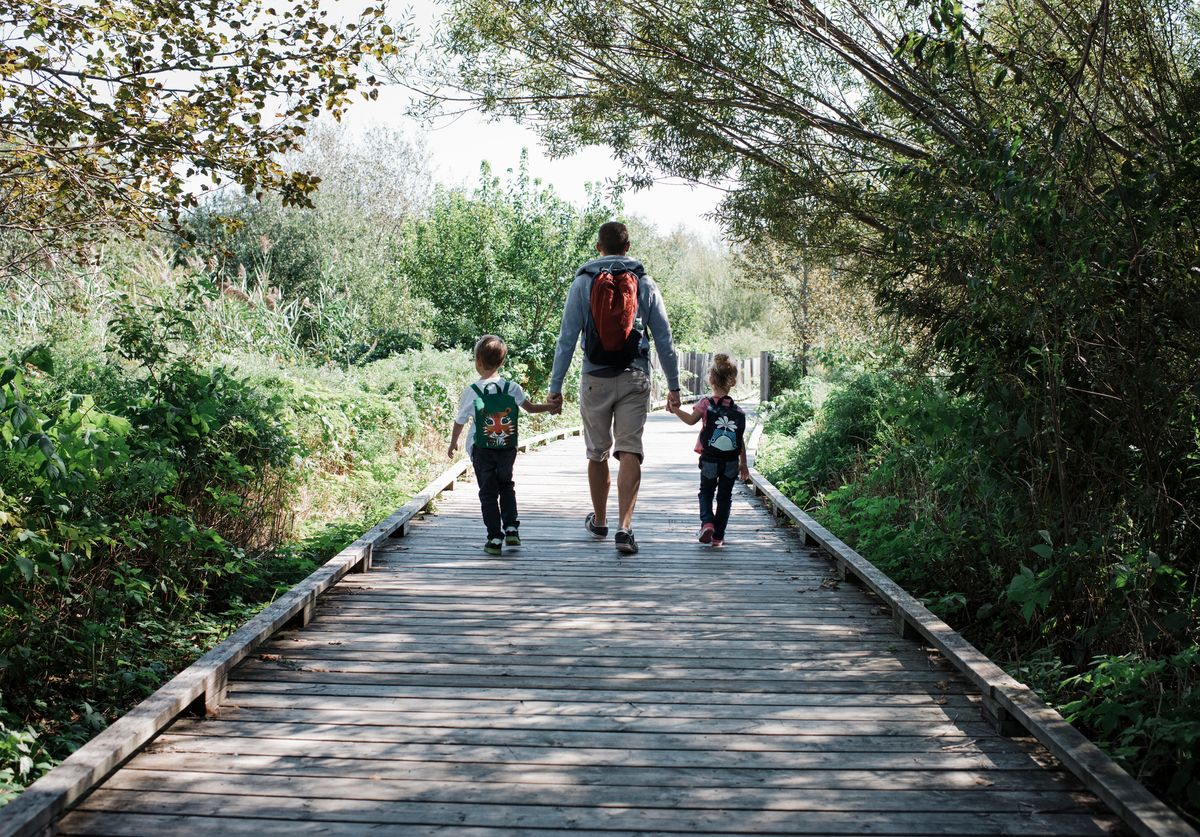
top-left (483, 408), bottom-right (515, 447)
top-left (708, 414), bottom-right (739, 453)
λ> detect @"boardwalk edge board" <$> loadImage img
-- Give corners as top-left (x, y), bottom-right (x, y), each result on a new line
top-left (744, 422), bottom-right (1196, 837)
top-left (0, 424), bottom-right (587, 837)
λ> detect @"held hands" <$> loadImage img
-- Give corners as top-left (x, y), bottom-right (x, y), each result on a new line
top-left (666, 388), bottom-right (681, 413)
top-left (547, 392), bottom-right (564, 415)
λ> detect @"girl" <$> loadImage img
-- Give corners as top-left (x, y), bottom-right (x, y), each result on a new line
top-left (671, 354), bottom-right (750, 547)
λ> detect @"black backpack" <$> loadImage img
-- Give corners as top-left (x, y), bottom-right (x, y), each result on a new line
top-left (698, 395), bottom-right (745, 461)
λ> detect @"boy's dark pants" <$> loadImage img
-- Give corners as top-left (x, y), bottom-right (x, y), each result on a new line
top-left (699, 458), bottom-right (739, 540)
top-left (471, 447), bottom-right (519, 539)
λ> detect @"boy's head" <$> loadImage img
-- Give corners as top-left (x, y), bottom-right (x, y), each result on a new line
top-left (708, 353), bottom-right (738, 392)
top-left (474, 334), bottom-right (507, 374)
top-left (596, 221), bottom-right (630, 256)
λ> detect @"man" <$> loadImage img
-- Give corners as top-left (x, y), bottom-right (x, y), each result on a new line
top-left (547, 221), bottom-right (681, 555)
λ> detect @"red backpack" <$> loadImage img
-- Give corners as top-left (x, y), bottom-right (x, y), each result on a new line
top-left (585, 267), bottom-right (644, 367)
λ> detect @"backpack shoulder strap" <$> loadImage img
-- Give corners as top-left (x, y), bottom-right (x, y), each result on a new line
top-left (471, 383), bottom-right (485, 399)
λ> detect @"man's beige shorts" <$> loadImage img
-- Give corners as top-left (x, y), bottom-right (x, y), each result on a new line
top-left (580, 370), bottom-right (652, 462)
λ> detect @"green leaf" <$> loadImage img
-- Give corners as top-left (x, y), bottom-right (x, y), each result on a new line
top-left (13, 556), bottom-right (34, 583)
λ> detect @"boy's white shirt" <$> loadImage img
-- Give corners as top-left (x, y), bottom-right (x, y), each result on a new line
top-left (456, 375), bottom-right (528, 454)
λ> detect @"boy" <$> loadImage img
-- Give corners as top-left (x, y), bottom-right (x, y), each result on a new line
top-left (448, 335), bottom-right (558, 555)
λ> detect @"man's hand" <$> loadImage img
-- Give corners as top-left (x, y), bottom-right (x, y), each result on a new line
top-left (666, 389), bottom-right (681, 412)
top-left (547, 392), bottom-right (564, 413)
top-left (739, 464), bottom-right (751, 483)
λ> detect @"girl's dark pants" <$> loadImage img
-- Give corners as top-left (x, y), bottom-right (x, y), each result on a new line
top-left (699, 458), bottom-right (739, 540)
top-left (472, 447), bottom-right (518, 539)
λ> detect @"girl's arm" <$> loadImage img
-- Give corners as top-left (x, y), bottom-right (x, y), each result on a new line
top-left (447, 422), bottom-right (466, 458)
top-left (671, 404), bottom-right (704, 425)
top-left (738, 448), bottom-right (750, 482)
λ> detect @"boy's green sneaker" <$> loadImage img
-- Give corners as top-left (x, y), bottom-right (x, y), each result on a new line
top-left (504, 524), bottom-right (521, 547)
top-left (484, 537), bottom-right (503, 556)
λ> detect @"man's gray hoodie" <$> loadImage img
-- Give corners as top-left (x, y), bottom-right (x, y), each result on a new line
top-left (548, 255), bottom-right (681, 395)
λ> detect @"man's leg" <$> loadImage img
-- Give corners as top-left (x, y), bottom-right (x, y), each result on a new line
top-left (579, 375), bottom-right (617, 526)
top-left (616, 452), bottom-right (641, 530)
top-left (588, 458), bottom-right (611, 525)
top-left (611, 370), bottom-right (651, 532)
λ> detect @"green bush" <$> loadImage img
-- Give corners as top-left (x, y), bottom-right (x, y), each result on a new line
top-left (759, 367), bottom-right (1200, 817)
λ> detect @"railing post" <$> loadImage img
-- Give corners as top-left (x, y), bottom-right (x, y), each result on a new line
top-left (760, 351), bottom-right (771, 402)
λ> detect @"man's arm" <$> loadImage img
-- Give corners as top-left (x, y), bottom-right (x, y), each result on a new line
top-left (643, 277), bottom-right (681, 409)
top-left (548, 274), bottom-right (587, 402)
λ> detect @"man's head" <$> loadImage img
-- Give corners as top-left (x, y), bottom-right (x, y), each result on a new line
top-left (474, 334), bottom-right (507, 375)
top-left (596, 221), bottom-right (630, 256)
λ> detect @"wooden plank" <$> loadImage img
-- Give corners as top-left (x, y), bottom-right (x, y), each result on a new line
top-left (114, 751), bottom-right (1086, 792)
top-left (201, 706), bottom-right (1000, 737)
top-left (69, 789), bottom-right (1123, 835)
top-left (142, 733), bottom-right (1056, 769)
top-left (221, 690), bottom-right (983, 718)
top-left (159, 719), bottom-right (1020, 754)
top-left (103, 769), bottom-right (1103, 813)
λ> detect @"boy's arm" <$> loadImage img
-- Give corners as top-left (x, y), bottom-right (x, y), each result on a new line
top-left (521, 401), bottom-right (553, 414)
top-left (448, 422), bottom-right (466, 458)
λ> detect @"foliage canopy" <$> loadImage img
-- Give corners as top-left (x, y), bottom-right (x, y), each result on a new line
top-left (0, 0), bottom-right (402, 276)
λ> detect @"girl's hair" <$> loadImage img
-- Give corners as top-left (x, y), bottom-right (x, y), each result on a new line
top-left (708, 353), bottom-right (738, 392)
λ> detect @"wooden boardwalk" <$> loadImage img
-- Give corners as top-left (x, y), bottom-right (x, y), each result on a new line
top-left (54, 410), bottom-right (1124, 835)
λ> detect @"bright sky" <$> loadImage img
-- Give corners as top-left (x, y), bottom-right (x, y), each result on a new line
top-left (334, 1), bottom-right (727, 239)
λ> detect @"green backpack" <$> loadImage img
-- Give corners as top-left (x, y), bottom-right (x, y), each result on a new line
top-left (471, 381), bottom-right (519, 450)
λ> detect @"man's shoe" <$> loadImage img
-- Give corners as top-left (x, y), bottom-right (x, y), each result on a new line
top-left (615, 528), bottom-right (639, 555)
top-left (505, 525), bottom-right (521, 546)
top-left (585, 512), bottom-right (608, 539)
top-left (698, 523), bottom-right (715, 544)
top-left (484, 537), bottom-right (503, 556)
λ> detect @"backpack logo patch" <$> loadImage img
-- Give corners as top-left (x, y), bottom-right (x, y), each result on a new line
top-left (483, 408), bottom-right (515, 447)
top-left (709, 415), bottom-right (739, 453)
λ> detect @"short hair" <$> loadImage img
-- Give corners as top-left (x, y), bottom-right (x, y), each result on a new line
top-left (597, 221), bottom-right (630, 255)
top-left (474, 334), bottom-right (507, 370)
top-left (708, 353), bottom-right (738, 391)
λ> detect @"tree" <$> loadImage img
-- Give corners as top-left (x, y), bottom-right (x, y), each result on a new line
top-left (0, 0), bottom-right (403, 279)
top-left (734, 238), bottom-right (877, 372)
top-left (399, 154), bottom-right (612, 386)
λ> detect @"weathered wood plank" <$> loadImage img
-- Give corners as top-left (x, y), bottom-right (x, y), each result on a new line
top-left (103, 769), bottom-right (1105, 813)
top-left (69, 789), bottom-right (1124, 835)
